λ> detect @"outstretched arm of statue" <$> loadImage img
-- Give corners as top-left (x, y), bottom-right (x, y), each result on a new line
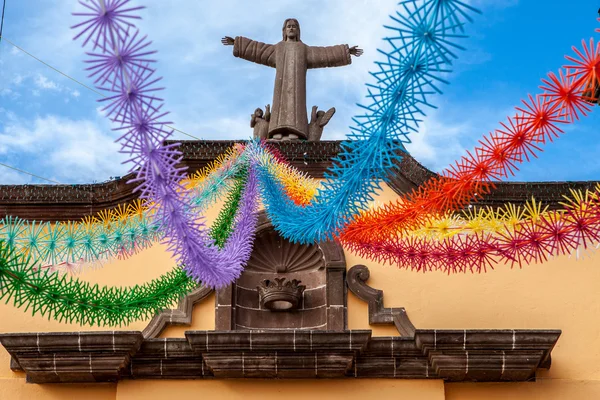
top-left (231, 36), bottom-right (276, 68)
top-left (307, 44), bottom-right (353, 69)
top-left (221, 36), bottom-right (235, 46)
top-left (265, 105), bottom-right (271, 121)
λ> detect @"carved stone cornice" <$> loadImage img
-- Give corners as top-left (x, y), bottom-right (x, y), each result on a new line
top-left (2, 140), bottom-right (597, 221)
top-left (415, 330), bottom-right (559, 381)
top-left (347, 265), bottom-right (416, 337)
top-left (0, 329), bottom-right (560, 383)
top-left (186, 330), bottom-right (371, 378)
top-left (0, 332), bottom-right (143, 383)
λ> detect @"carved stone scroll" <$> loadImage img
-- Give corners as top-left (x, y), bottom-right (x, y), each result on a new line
top-left (347, 265), bottom-right (416, 337)
top-left (142, 286), bottom-right (213, 339)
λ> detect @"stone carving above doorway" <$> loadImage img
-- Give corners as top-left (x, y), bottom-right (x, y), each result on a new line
top-left (215, 210), bottom-right (347, 331)
top-left (246, 227), bottom-right (324, 273)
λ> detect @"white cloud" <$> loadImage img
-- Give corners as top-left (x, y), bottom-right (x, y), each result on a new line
top-left (34, 74), bottom-right (60, 91)
top-left (0, 0), bottom-right (528, 184)
top-left (12, 74), bottom-right (25, 85)
top-left (0, 88), bottom-right (20, 100)
top-left (0, 167), bottom-right (31, 185)
top-left (0, 113), bottom-right (128, 184)
top-left (404, 113), bottom-right (470, 172)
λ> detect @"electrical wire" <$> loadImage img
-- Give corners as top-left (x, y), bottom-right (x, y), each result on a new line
top-left (1, 36), bottom-right (103, 96)
top-left (0, 35), bottom-right (201, 186)
top-left (0, 161), bottom-right (62, 184)
top-left (0, 0), bottom-right (6, 46)
top-left (0, 36), bottom-right (201, 140)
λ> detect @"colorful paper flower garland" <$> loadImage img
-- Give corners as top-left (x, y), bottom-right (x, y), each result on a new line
top-left (0, 164), bottom-right (252, 326)
top-left (0, 147), bottom-right (245, 274)
top-left (340, 39), bottom-right (600, 257)
top-left (72, 0), bottom-right (263, 287)
top-left (1, 0), bottom-right (599, 328)
top-left (258, 0), bottom-right (481, 245)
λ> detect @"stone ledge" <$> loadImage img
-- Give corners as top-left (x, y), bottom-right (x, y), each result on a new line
top-left (0, 332), bottom-right (143, 383)
top-left (0, 329), bottom-right (560, 383)
top-left (187, 331), bottom-right (371, 378)
top-left (416, 330), bottom-right (560, 382)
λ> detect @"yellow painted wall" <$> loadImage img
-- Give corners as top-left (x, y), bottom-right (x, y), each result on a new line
top-left (1, 183), bottom-right (600, 399)
top-left (116, 380), bottom-right (445, 400)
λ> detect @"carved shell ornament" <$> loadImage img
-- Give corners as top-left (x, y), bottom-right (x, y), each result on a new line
top-left (246, 228), bottom-right (324, 273)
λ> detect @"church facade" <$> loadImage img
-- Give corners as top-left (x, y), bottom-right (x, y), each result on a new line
top-left (0, 140), bottom-right (598, 399)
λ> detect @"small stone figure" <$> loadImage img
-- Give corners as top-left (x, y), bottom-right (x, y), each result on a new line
top-left (308, 106), bottom-right (336, 142)
top-left (251, 105), bottom-right (271, 140)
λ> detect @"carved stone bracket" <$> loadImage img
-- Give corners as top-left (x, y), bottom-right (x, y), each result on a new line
top-left (347, 265), bottom-right (416, 337)
top-left (142, 286), bottom-right (213, 339)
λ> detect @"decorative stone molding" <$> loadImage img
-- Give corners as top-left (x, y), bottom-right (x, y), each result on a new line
top-left (415, 330), bottom-right (559, 381)
top-left (347, 264), bottom-right (416, 337)
top-left (2, 140), bottom-right (596, 221)
top-left (0, 332), bottom-right (143, 383)
top-left (186, 330), bottom-right (371, 378)
top-left (130, 338), bottom-right (210, 379)
top-left (142, 286), bottom-right (213, 339)
top-left (215, 210), bottom-right (348, 331)
top-left (1, 329), bottom-right (560, 383)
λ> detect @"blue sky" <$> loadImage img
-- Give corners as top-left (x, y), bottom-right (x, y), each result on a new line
top-left (0, 0), bottom-right (599, 184)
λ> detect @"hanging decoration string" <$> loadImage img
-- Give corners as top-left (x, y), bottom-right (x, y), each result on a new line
top-left (257, 0), bottom-right (481, 245)
top-left (0, 162), bottom-right (253, 326)
top-left (71, 0), bottom-right (258, 287)
top-left (339, 38), bottom-right (600, 255)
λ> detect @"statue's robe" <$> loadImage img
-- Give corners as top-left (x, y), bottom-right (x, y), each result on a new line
top-left (233, 37), bottom-right (351, 139)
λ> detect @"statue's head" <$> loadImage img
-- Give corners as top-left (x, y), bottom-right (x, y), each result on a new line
top-left (254, 108), bottom-right (264, 118)
top-left (282, 18), bottom-right (301, 42)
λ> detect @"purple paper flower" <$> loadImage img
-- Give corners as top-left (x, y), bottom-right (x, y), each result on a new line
top-left (72, 0), bottom-right (259, 287)
top-left (85, 30), bottom-right (157, 87)
top-left (72, 0), bottom-right (144, 50)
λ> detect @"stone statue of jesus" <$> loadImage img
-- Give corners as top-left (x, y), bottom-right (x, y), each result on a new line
top-left (222, 18), bottom-right (363, 140)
